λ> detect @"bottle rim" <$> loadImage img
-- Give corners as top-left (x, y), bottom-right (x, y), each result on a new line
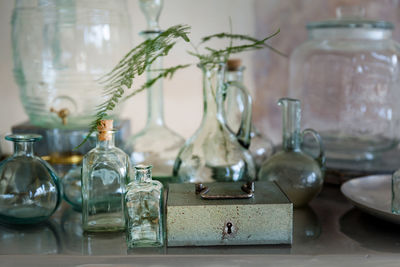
top-left (5, 134), bottom-right (42, 142)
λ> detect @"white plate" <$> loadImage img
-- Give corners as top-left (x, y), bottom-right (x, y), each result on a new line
top-left (340, 175), bottom-right (400, 224)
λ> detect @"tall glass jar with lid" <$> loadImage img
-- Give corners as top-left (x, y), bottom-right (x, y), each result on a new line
top-left (289, 6), bottom-right (400, 161)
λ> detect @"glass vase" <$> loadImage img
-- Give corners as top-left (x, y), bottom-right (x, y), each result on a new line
top-left (0, 134), bottom-right (61, 224)
top-left (125, 165), bottom-right (163, 248)
top-left (225, 59), bottom-right (274, 173)
top-left (173, 63), bottom-right (256, 183)
top-left (258, 98), bottom-right (325, 207)
top-left (81, 120), bottom-right (129, 232)
top-left (124, 32), bottom-right (184, 186)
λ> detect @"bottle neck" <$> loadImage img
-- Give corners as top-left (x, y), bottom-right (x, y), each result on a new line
top-left (142, 32), bottom-right (165, 127)
top-left (13, 141), bottom-right (34, 157)
top-left (279, 98), bottom-right (302, 151)
top-left (201, 63), bottom-right (226, 125)
top-left (134, 167), bottom-right (152, 183)
top-left (226, 67), bottom-right (244, 83)
top-left (96, 132), bottom-right (116, 149)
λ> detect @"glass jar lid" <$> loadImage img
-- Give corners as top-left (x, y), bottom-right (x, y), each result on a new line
top-left (307, 6), bottom-right (394, 30)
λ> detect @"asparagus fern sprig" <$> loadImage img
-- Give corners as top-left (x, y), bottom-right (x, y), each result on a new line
top-left (77, 25), bottom-right (191, 147)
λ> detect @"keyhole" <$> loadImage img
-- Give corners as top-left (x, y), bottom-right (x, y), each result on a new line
top-left (226, 222), bottom-right (233, 234)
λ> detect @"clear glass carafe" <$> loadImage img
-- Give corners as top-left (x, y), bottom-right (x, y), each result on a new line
top-left (173, 63), bottom-right (256, 183)
top-left (125, 165), bottom-right (163, 247)
top-left (225, 59), bottom-right (274, 172)
top-left (0, 134), bottom-right (61, 224)
top-left (258, 98), bottom-right (325, 207)
top-left (289, 6), bottom-right (400, 161)
top-left (123, 34), bottom-right (184, 186)
top-left (12, 0), bottom-right (132, 128)
top-left (82, 120), bottom-right (129, 232)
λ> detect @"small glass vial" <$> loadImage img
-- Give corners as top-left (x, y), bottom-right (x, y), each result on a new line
top-left (392, 170), bottom-right (400, 214)
top-left (125, 165), bottom-right (164, 247)
top-left (82, 120), bottom-right (130, 232)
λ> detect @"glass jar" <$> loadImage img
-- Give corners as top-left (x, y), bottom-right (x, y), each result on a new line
top-left (0, 134), bottom-right (61, 224)
top-left (289, 6), bottom-right (400, 161)
top-left (12, 0), bottom-right (132, 128)
top-left (173, 63), bottom-right (255, 183)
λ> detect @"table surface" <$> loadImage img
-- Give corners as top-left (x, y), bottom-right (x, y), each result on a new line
top-left (2, 184), bottom-right (400, 266)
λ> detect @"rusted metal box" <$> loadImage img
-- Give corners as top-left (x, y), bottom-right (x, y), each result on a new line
top-left (166, 181), bottom-right (293, 247)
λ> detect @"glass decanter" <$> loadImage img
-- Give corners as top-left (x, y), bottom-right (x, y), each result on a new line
top-left (258, 98), bottom-right (325, 207)
top-left (123, 0), bottom-right (184, 186)
top-left (225, 59), bottom-right (274, 172)
top-left (0, 134), bottom-right (61, 224)
top-left (125, 165), bottom-right (163, 247)
top-left (173, 63), bottom-right (256, 183)
top-left (82, 120), bottom-right (129, 232)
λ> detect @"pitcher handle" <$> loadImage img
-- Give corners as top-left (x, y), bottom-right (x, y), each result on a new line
top-left (224, 81), bottom-right (252, 149)
top-left (301, 128), bottom-right (326, 169)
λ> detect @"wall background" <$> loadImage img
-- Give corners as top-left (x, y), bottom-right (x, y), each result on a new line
top-left (0, 0), bottom-right (399, 153)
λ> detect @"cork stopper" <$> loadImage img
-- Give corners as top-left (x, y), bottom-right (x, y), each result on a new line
top-left (97, 120), bottom-right (113, 141)
top-left (227, 59), bottom-right (242, 71)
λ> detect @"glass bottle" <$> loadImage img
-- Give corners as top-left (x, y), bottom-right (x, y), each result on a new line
top-left (173, 63), bottom-right (256, 183)
top-left (0, 134), bottom-right (61, 224)
top-left (225, 59), bottom-right (274, 172)
top-left (125, 165), bottom-right (163, 247)
top-left (258, 98), bottom-right (325, 207)
top-left (124, 0), bottom-right (184, 186)
top-left (82, 120), bottom-right (129, 232)
top-left (392, 170), bottom-right (400, 214)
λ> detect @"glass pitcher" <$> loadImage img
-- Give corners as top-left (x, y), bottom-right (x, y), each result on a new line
top-left (258, 98), bottom-right (325, 207)
top-left (173, 63), bottom-right (255, 183)
top-left (225, 59), bottom-right (274, 173)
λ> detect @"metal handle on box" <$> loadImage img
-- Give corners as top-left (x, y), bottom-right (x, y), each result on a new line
top-left (195, 182), bottom-right (255, 200)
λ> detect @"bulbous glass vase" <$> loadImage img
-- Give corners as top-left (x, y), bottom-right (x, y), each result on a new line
top-left (173, 63), bottom-right (256, 183)
top-left (0, 134), bottom-right (61, 224)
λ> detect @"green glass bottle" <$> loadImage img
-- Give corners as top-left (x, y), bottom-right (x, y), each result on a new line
top-left (81, 120), bottom-right (129, 232)
top-left (258, 98), bottom-right (325, 207)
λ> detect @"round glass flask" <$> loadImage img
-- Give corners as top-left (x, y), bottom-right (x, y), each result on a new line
top-left (289, 6), bottom-right (400, 161)
top-left (0, 134), bottom-right (61, 224)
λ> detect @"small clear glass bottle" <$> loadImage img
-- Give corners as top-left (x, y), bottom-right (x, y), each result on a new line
top-left (225, 59), bottom-right (275, 172)
top-left (125, 165), bottom-right (163, 248)
top-left (81, 120), bottom-right (129, 232)
top-left (392, 170), bottom-right (400, 214)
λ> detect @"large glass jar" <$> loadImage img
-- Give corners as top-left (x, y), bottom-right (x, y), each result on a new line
top-left (12, 0), bottom-right (132, 128)
top-left (289, 7), bottom-right (400, 161)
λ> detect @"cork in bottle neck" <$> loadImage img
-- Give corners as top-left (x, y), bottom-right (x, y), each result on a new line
top-left (97, 120), bottom-right (114, 141)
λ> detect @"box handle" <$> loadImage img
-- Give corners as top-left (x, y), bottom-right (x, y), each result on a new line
top-left (195, 182), bottom-right (255, 200)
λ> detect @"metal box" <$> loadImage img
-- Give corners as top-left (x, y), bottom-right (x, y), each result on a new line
top-left (167, 182), bottom-right (293, 247)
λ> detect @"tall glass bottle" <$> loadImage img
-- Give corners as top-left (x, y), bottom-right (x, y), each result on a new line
top-left (225, 59), bottom-right (274, 172)
top-left (124, 0), bottom-right (184, 185)
top-left (82, 120), bottom-right (129, 232)
top-left (258, 98), bottom-right (325, 207)
top-left (0, 134), bottom-right (61, 224)
top-left (173, 63), bottom-right (255, 183)
top-left (125, 165), bottom-right (163, 247)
